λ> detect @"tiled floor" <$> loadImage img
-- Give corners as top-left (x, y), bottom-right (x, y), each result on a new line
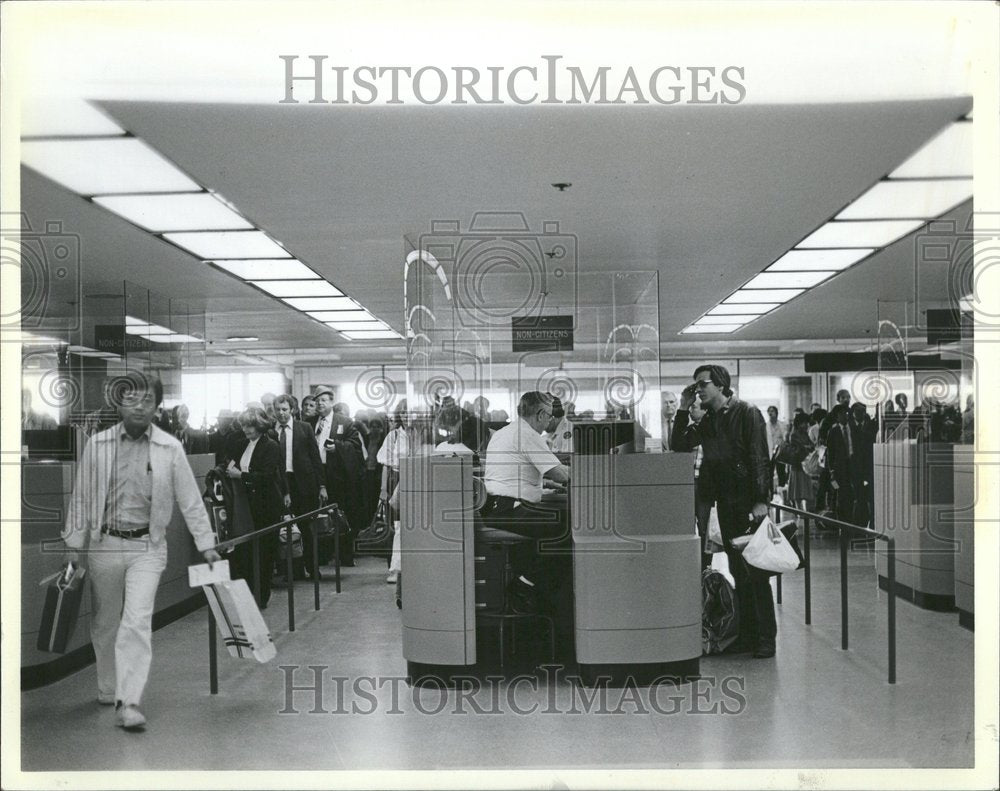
top-left (20, 536), bottom-right (974, 771)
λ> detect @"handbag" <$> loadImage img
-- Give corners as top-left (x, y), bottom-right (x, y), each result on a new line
top-left (313, 503), bottom-right (350, 538)
top-left (37, 563), bottom-right (87, 653)
top-left (801, 446), bottom-right (826, 477)
top-left (732, 517), bottom-right (803, 575)
top-left (276, 521), bottom-right (304, 559)
top-left (357, 499), bottom-right (391, 545)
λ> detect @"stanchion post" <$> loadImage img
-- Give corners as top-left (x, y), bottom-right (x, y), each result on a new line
top-left (804, 514), bottom-right (812, 626)
top-left (334, 520), bottom-right (342, 594)
top-left (312, 522), bottom-right (320, 611)
top-left (840, 526), bottom-right (849, 650)
top-left (285, 523), bottom-right (295, 632)
top-left (774, 503), bottom-right (782, 604)
top-left (252, 539), bottom-right (262, 607)
top-left (887, 537), bottom-right (896, 684)
top-left (208, 607), bottom-right (218, 695)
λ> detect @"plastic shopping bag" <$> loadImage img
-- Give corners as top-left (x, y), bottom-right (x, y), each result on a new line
top-left (704, 506), bottom-right (725, 555)
top-left (736, 517), bottom-right (802, 575)
top-left (190, 560), bottom-right (277, 663)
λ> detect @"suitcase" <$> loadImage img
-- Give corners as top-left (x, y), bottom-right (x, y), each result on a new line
top-left (37, 564), bottom-right (87, 653)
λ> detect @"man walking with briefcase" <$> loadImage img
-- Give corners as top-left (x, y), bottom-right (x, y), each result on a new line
top-left (62, 372), bottom-right (221, 731)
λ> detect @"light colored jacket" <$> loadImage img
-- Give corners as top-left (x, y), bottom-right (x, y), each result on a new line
top-left (62, 423), bottom-right (216, 552)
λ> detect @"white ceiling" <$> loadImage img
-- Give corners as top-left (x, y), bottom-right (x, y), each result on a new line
top-left (11, 2), bottom-right (989, 363)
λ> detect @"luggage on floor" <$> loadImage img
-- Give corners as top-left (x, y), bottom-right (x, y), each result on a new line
top-left (701, 568), bottom-right (739, 655)
top-left (37, 563), bottom-right (87, 654)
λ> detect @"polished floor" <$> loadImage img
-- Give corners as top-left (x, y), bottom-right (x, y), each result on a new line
top-left (20, 534), bottom-right (974, 772)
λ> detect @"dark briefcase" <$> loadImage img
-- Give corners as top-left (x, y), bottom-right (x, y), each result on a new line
top-left (37, 564), bottom-right (87, 653)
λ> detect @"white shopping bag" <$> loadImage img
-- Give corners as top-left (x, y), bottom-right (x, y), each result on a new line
top-left (705, 506), bottom-right (724, 553)
top-left (738, 517), bottom-right (801, 574)
top-left (198, 572), bottom-right (277, 663)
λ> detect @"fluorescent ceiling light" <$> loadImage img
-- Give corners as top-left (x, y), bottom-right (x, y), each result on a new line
top-left (693, 315), bottom-right (758, 325)
top-left (836, 179), bottom-right (972, 220)
top-left (766, 249), bottom-right (872, 272)
top-left (155, 333), bottom-right (202, 344)
top-left (744, 271), bottom-right (834, 289)
top-left (92, 193), bottom-right (253, 232)
top-left (72, 350), bottom-right (121, 359)
top-left (327, 321), bottom-right (391, 331)
top-left (20, 138), bottom-right (200, 195)
top-left (163, 231), bottom-right (290, 259)
top-left (22, 99), bottom-right (125, 137)
top-left (211, 259), bottom-right (318, 280)
top-left (226, 335), bottom-right (259, 342)
top-left (250, 280), bottom-right (343, 298)
top-left (125, 322), bottom-right (173, 335)
top-left (724, 289), bottom-right (804, 304)
top-left (341, 330), bottom-right (401, 340)
top-left (680, 325), bottom-right (741, 334)
top-left (796, 220), bottom-right (924, 249)
top-left (707, 303), bottom-right (779, 316)
top-left (283, 297), bottom-right (361, 311)
top-left (307, 310), bottom-right (372, 321)
top-left (890, 123), bottom-right (973, 179)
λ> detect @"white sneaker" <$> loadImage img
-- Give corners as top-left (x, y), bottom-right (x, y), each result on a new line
top-left (386, 571), bottom-right (398, 584)
top-left (116, 703), bottom-right (146, 731)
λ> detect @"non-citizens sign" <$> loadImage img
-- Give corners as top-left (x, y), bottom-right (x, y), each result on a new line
top-left (511, 315), bottom-right (574, 352)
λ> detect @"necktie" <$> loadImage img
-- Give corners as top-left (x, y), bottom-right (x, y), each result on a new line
top-left (279, 424), bottom-right (288, 464)
top-left (846, 423), bottom-right (853, 457)
top-left (315, 417), bottom-right (324, 437)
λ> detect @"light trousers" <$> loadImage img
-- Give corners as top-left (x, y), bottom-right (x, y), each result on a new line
top-left (88, 536), bottom-right (168, 706)
top-left (388, 521), bottom-right (402, 574)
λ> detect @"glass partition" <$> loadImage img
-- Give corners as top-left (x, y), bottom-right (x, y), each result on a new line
top-left (404, 224), bottom-right (662, 450)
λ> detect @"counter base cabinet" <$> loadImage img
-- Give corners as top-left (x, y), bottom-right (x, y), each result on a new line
top-left (952, 449), bottom-right (974, 631)
top-left (873, 443), bottom-right (958, 613)
top-left (577, 658), bottom-right (700, 688)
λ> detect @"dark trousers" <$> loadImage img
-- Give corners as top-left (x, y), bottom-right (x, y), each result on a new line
top-left (287, 474), bottom-right (318, 575)
top-left (715, 497), bottom-right (777, 648)
top-left (694, 481), bottom-right (714, 571)
top-left (480, 496), bottom-right (573, 642)
top-left (231, 533), bottom-right (279, 607)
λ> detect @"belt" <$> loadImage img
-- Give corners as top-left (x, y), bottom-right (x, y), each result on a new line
top-left (101, 524), bottom-right (150, 539)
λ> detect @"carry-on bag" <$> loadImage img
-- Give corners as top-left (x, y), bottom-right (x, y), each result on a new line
top-left (189, 560), bottom-right (277, 663)
top-left (732, 517), bottom-right (804, 576)
top-left (701, 568), bottom-right (739, 655)
top-left (37, 563), bottom-right (87, 653)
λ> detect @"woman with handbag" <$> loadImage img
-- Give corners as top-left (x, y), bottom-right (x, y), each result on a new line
top-left (226, 406), bottom-right (288, 607)
top-left (784, 413), bottom-right (816, 516)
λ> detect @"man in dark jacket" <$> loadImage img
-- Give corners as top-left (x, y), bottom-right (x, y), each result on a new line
top-left (314, 390), bottom-right (365, 565)
top-left (272, 394), bottom-right (328, 577)
top-left (671, 364), bottom-right (777, 658)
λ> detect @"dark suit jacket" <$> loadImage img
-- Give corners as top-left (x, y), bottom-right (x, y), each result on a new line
top-left (271, 419), bottom-right (326, 515)
top-left (826, 422), bottom-right (854, 489)
top-left (322, 417), bottom-right (368, 531)
top-left (230, 435), bottom-right (288, 532)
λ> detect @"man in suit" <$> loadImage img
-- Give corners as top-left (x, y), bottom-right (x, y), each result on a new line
top-left (661, 390), bottom-right (678, 451)
top-left (273, 394), bottom-right (328, 578)
top-left (826, 404), bottom-right (856, 525)
top-left (314, 389), bottom-right (364, 565)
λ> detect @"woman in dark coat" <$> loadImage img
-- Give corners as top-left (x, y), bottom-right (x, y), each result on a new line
top-left (226, 406), bottom-right (288, 607)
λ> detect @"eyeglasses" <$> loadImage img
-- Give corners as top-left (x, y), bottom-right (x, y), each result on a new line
top-left (694, 379), bottom-right (713, 390)
top-left (120, 393), bottom-right (155, 407)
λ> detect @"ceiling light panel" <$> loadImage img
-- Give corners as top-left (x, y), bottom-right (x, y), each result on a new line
top-left (341, 330), bottom-right (401, 340)
top-left (283, 297), bottom-right (361, 311)
top-left (836, 179), bottom-right (972, 220)
top-left (743, 271), bottom-right (834, 289)
top-left (92, 193), bottom-right (253, 232)
top-left (211, 259), bottom-right (318, 280)
top-left (706, 303), bottom-right (779, 316)
top-left (20, 138), bottom-right (200, 194)
top-left (250, 280), bottom-right (343, 298)
top-left (890, 123), bottom-right (973, 178)
top-left (724, 289), bottom-right (804, 304)
top-left (796, 219), bottom-right (925, 249)
top-left (766, 249), bottom-right (872, 272)
top-left (680, 325), bottom-right (741, 334)
top-left (163, 230), bottom-right (291, 259)
top-left (693, 315), bottom-right (758, 325)
top-left (307, 310), bottom-right (373, 322)
top-left (327, 321), bottom-right (391, 331)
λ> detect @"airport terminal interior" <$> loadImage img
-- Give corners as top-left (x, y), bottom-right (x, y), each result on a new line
top-left (7, 6), bottom-right (994, 782)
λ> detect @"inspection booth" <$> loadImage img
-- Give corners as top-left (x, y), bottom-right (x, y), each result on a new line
top-left (399, 259), bottom-right (701, 683)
